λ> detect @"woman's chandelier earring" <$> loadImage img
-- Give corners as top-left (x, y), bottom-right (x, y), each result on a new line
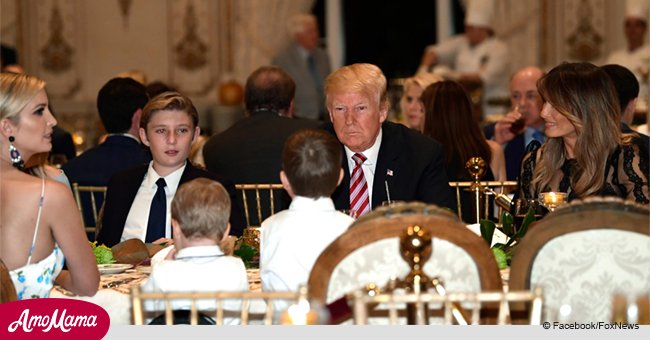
top-left (8, 136), bottom-right (24, 170)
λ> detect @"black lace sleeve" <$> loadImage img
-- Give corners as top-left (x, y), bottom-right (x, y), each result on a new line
top-left (613, 143), bottom-right (649, 204)
top-left (517, 141), bottom-right (542, 200)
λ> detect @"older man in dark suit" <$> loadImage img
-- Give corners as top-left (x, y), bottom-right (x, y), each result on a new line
top-left (323, 63), bottom-right (455, 215)
top-left (484, 67), bottom-right (546, 180)
top-left (273, 14), bottom-right (331, 121)
top-left (203, 66), bottom-right (318, 225)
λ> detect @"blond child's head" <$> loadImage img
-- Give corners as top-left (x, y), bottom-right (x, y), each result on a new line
top-left (171, 178), bottom-right (231, 244)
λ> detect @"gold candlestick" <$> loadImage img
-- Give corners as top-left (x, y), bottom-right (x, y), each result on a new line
top-left (465, 157), bottom-right (486, 223)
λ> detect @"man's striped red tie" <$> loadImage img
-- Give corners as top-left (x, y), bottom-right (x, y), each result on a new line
top-left (350, 153), bottom-right (370, 217)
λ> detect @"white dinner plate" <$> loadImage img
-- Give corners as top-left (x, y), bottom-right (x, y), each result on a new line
top-left (98, 263), bottom-right (133, 275)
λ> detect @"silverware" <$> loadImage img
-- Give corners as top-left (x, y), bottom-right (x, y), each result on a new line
top-left (53, 286), bottom-right (76, 297)
top-left (101, 277), bottom-right (138, 289)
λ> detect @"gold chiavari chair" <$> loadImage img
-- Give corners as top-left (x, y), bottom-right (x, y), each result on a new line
top-left (235, 184), bottom-right (286, 227)
top-left (71, 183), bottom-right (107, 237)
top-left (308, 202), bottom-right (502, 324)
top-left (130, 286), bottom-right (305, 325)
top-left (448, 180), bottom-right (518, 224)
top-left (352, 287), bottom-right (544, 325)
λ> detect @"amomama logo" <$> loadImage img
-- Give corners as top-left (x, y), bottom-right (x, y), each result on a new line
top-left (0, 298), bottom-right (110, 340)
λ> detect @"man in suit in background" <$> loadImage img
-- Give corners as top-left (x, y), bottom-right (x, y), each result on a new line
top-left (63, 77), bottom-right (151, 186)
top-left (97, 92), bottom-right (245, 247)
top-left (273, 14), bottom-right (331, 121)
top-left (484, 67), bottom-right (546, 180)
top-left (323, 63), bottom-right (455, 216)
top-left (202, 66), bottom-right (318, 225)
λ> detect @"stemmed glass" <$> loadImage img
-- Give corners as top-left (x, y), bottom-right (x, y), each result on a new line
top-left (538, 192), bottom-right (567, 212)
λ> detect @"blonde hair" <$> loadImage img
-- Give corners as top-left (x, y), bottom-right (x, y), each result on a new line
top-left (325, 63), bottom-right (389, 111)
top-left (399, 73), bottom-right (442, 120)
top-left (171, 178), bottom-right (231, 241)
top-left (534, 62), bottom-right (622, 198)
top-left (140, 91), bottom-right (198, 130)
top-left (0, 73), bottom-right (46, 124)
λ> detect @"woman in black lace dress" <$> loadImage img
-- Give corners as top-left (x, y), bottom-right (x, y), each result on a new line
top-left (518, 62), bottom-right (649, 204)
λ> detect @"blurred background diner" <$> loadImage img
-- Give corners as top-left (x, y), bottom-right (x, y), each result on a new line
top-left (1, 0), bottom-right (649, 327)
top-left (2, 0), bottom-right (648, 148)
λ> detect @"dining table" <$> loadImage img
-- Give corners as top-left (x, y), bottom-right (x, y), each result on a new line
top-left (50, 266), bottom-right (261, 325)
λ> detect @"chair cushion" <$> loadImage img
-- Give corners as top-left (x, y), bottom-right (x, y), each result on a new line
top-left (530, 229), bottom-right (650, 322)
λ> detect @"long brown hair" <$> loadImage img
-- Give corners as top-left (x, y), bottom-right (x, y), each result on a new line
top-left (421, 80), bottom-right (491, 177)
top-left (535, 62), bottom-right (621, 197)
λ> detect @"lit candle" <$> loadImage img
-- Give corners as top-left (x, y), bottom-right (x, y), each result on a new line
top-left (545, 192), bottom-right (559, 206)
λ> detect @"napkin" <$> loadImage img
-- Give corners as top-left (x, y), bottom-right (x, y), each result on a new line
top-left (466, 223), bottom-right (509, 246)
top-left (111, 239), bottom-right (150, 265)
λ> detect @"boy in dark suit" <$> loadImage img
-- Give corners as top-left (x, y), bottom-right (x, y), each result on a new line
top-left (96, 92), bottom-right (245, 247)
top-left (63, 77), bottom-right (151, 186)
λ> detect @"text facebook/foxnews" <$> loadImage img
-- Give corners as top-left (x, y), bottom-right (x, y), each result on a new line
top-left (550, 321), bottom-right (639, 330)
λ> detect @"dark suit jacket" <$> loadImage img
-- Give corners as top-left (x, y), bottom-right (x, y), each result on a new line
top-left (51, 125), bottom-right (77, 162)
top-left (324, 121), bottom-right (455, 212)
top-left (484, 123), bottom-right (526, 181)
top-left (203, 112), bottom-right (318, 226)
top-left (203, 111), bottom-right (319, 185)
top-left (272, 43), bottom-right (331, 120)
top-left (96, 162), bottom-right (246, 247)
top-left (63, 135), bottom-right (151, 186)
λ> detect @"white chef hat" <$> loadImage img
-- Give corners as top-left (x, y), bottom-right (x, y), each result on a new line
top-left (465, 0), bottom-right (496, 29)
top-left (626, 0), bottom-right (649, 22)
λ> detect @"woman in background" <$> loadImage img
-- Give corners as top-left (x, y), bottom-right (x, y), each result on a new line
top-left (399, 73), bottom-right (441, 131)
top-left (422, 80), bottom-right (506, 222)
top-left (0, 73), bottom-right (98, 299)
top-left (518, 62), bottom-right (648, 204)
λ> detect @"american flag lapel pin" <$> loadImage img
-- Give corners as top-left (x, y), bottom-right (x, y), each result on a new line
top-left (386, 169), bottom-right (393, 177)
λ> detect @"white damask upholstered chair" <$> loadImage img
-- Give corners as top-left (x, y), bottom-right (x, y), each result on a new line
top-left (509, 197), bottom-right (650, 323)
top-left (307, 202), bottom-right (502, 324)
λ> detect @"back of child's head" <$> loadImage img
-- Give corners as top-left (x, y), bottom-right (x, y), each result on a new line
top-left (171, 178), bottom-right (231, 241)
top-left (282, 129), bottom-right (342, 198)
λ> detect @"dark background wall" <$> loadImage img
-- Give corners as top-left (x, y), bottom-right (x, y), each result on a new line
top-left (314, 0), bottom-right (466, 79)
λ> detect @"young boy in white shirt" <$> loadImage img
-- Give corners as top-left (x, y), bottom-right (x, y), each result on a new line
top-left (260, 129), bottom-right (354, 305)
top-left (141, 178), bottom-right (249, 323)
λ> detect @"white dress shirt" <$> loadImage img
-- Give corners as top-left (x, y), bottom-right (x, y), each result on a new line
top-left (344, 129), bottom-right (382, 210)
top-left (421, 35), bottom-right (511, 117)
top-left (121, 161), bottom-right (186, 242)
top-left (140, 245), bottom-right (250, 324)
top-left (260, 196), bottom-right (354, 310)
top-left (606, 44), bottom-right (650, 82)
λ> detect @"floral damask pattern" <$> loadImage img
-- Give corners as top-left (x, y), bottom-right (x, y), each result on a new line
top-left (530, 230), bottom-right (650, 322)
top-left (328, 238), bottom-right (482, 324)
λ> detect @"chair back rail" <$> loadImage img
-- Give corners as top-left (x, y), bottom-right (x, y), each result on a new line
top-left (72, 183), bottom-right (107, 237)
top-left (352, 288), bottom-right (543, 325)
top-left (131, 286), bottom-right (303, 325)
top-left (448, 181), bottom-right (518, 224)
top-left (235, 184), bottom-right (286, 227)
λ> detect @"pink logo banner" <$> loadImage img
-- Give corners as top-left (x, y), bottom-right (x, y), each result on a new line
top-left (0, 298), bottom-right (110, 339)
